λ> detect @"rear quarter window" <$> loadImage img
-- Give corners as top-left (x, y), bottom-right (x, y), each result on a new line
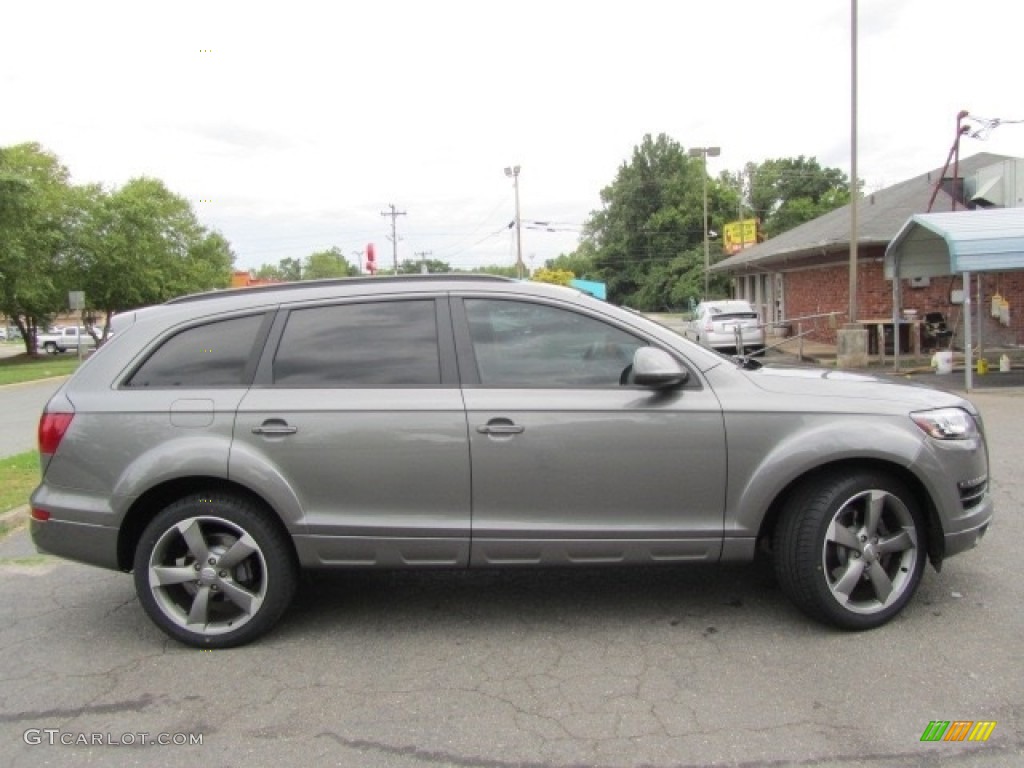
top-left (125, 314), bottom-right (266, 388)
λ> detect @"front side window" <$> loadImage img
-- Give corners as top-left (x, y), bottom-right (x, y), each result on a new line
top-left (464, 299), bottom-right (644, 387)
top-left (126, 314), bottom-right (266, 388)
top-left (273, 300), bottom-right (441, 387)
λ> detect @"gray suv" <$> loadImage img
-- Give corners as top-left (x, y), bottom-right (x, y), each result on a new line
top-left (30, 276), bottom-right (993, 647)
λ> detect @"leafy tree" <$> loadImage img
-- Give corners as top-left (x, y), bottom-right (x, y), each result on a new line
top-left (544, 251), bottom-right (595, 279)
top-left (577, 133), bottom-right (726, 309)
top-left (743, 157), bottom-right (851, 238)
top-left (70, 177), bottom-right (234, 337)
top-left (303, 247), bottom-right (359, 279)
top-left (254, 262), bottom-right (284, 280)
top-left (397, 257), bottom-right (452, 274)
top-left (0, 143), bottom-right (76, 354)
top-left (470, 265), bottom-right (519, 278)
top-left (575, 138), bottom-right (853, 310)
top-left (530, 268), bottom-right (574, 287)
top-left (279, 257), bottom-right (303, 281)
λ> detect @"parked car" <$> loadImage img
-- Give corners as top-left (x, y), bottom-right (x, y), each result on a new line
top-left (687, 299), bottom-right (765, 353)
top-left (30, 276), bottom-right (993, 647)
top-left (36, 326), bottom-right (100, 354)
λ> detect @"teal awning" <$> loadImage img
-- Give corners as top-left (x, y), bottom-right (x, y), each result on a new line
top-left (885, 207), bottom-right (1024, 279)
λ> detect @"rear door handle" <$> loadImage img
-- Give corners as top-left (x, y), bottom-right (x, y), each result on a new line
top-left (252, 419), bottom-right (298, 436)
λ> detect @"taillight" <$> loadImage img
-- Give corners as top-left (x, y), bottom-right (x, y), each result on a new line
top-left (31, 508), bottom-right (51, 522)
top-left (39, 412), bottom-right (74, 455)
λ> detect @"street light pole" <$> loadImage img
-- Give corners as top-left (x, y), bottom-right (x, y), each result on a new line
top-left (504, 165), bottom-right (524, 279)
top-left (688, 146), bottom-right (720, 299)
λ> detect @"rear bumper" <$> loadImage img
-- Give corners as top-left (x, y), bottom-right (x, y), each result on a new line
top-left (30, 518), bottom-right (121, 571)
top-left (706, 331), bottom-right (765, 349)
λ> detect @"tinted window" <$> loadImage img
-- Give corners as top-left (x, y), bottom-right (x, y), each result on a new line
top-left (127, 314), bottom-right (265, 388)
top-left (465, 299), bottom-right (644, 387)
top-left (273, 300), bottom-right (441, 387)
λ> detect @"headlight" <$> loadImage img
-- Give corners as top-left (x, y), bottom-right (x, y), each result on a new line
top-left (910, 408), bottom-right (979, 440)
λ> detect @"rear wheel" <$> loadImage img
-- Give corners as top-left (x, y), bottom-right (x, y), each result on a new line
top-left (133, 493), bottom-right (297, 648)
top-left (774, 470), bottom-right (926, 630)
top-left (44, 341), bottom-right (58, 354)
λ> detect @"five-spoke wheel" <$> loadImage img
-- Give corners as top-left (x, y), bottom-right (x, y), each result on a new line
top-left (133, 494), bottom-right (297, 648)
top-left (775, 471), bottom-right (926, 630)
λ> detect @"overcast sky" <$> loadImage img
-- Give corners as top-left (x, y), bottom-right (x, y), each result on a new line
top-left (3, 0), bottom-right (1021, 273)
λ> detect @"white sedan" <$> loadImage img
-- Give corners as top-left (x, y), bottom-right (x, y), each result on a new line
top-left (687, 300), bottom-right (765, 353)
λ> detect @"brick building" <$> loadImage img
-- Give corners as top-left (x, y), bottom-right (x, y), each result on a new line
top-left (712, 153), bottom-right (1024, 350)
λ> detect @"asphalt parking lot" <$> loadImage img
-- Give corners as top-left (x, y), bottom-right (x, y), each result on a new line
top-left (0, 390), bottom-right (1021, 767)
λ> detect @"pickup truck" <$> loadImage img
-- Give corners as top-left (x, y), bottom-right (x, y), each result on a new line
top-left (36, 327), bottom-right (100, 354)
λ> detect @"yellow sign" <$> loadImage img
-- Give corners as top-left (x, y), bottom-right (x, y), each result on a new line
top-left (723, 219), bottom-right (759, 255)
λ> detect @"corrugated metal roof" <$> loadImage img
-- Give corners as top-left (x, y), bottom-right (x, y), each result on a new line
top-left (713, 152), bottom-right (1014, 274)
top-left (885, 206), bottom-right (1024, 276)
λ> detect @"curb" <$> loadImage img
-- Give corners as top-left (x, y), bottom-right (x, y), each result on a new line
top-left (1, 505), bottom-right (29, 527)
top-left (0, 374), bottom-right (71, 390)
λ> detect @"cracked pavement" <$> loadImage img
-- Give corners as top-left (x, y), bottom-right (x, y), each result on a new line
top-left (0, 392), bottom-right (1021, 767)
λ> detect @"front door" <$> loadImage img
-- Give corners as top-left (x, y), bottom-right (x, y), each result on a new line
top-left (453, 297), bottom-right (727, 566)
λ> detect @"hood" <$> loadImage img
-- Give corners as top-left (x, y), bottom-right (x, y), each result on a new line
top-left (744, 365), bottom-right (969, 412)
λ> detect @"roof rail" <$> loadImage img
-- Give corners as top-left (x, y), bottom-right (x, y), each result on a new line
top-left (166, 274), bottom-right (516, 304)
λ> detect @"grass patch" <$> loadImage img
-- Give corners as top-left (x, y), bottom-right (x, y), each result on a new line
top-left (0, 450), bottom-right (40, 515)
top-left (0, 353), bottom-right (81, 386)
top-left (0, 555), bottom-right (52, 567)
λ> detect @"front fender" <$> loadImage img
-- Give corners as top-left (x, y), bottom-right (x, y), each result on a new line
top-left (724, 413), bottom-right (925, 536)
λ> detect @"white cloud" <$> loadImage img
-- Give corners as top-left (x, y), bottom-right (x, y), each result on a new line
top-left (4, 0), bottom-right (1021, 271)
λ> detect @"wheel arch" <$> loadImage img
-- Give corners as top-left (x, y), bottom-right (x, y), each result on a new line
top-left (116, 477), bottom-right (297, 572)
top-left (755, 458), bottom-right (944, 569)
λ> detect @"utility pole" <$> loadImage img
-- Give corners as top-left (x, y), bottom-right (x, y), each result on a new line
top-left (414, 250), bottom-right (432, 273)
top-left (380, 204), bottom-right (406, 275)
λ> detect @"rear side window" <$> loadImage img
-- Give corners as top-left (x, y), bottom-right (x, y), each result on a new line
top-left (126, 314), bottom-right (266, 388)
top-left (272, 300), bottom-right (441, 387)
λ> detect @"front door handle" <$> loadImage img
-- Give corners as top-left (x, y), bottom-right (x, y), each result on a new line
top-left (476, 419), bottom-right (525, 436)
top-left (252, 419), bottom-right (298, 436)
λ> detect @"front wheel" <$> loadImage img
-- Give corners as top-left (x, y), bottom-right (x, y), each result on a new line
top-left (133, 493), bottom-right (298, 648)
top-left (774, 471), bottom-right (926, 630)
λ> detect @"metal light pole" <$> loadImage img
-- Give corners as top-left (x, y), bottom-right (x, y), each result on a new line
top-left (688, 146), bottom-right (720, 298)
top-left (504, 165), bottom-right (524, 279)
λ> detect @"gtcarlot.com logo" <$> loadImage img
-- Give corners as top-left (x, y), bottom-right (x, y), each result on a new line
top-left (920, 721), bottom-right (997, 742)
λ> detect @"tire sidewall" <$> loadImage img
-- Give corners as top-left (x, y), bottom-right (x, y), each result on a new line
top-left (778, 471), bottom-right (927, 630)
top-left (133, 494), bottom-right (297, 648)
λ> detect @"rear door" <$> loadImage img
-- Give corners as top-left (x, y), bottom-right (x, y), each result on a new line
top-left (232, 296), bottom-right (471, 567)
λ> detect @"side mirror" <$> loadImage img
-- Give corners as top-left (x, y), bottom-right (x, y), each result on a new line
top-left (632, 347), bottom-right (689, 389)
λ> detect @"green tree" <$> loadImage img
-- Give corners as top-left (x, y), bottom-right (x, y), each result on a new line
top-left (530, 268), bottom-right (575, 286)
top-left (744, 157), bottom-right (851, 238)
top-left (397, 257), bottom-right (452, 274)
top-left (303, 247), bottom-right (359, 279)
top-left (254, 262), bottom-right (284, 281)
top-left (578, 133), bottom-right (726, 309)
top-left (70, 177), bottom-right (234, 336)
top-left (0, 143), bottom-right (76, 355)
top-left (544, 250), bottom-right (595, 279)
top-left (576, 139), bottom-right (854, 310)
top-left (470, 265), bottom-right (519, 278)
top-left (278, 257), bottom-right (303, 281)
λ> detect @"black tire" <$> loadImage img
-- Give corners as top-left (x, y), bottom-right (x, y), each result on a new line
top-left (44, 342), bottom-right (58, 355)
top-left (774, 470), bottom-right (926, 630)
top-left (133, 493), bottom-right (298, 648)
